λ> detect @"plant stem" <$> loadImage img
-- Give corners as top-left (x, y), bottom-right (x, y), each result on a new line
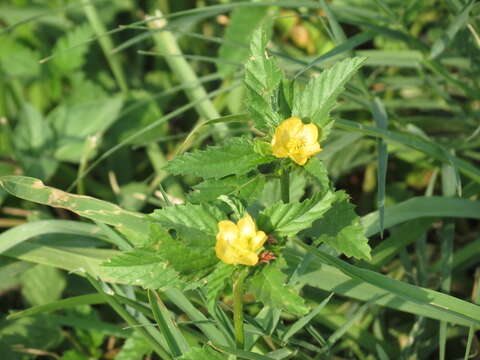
top-left (281, 170), bottom-right (290, 203)
top-left (233, 268), bottom-right (248, 349)
top-left (148, 9), bottom-right (228, 139)
top-left (83, 0), bottom-right (129, 93)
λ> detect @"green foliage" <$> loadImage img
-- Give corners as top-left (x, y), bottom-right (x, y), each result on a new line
top-left (152, 224), bottom-right (218, 278)
top-left (259, 191), bottom-right (336, 236)
top-left (304, 156), bottom-right (331, 195)
top-left (150, 202), bottom-right (224, 246)
top-left (306, 191), bottom-right (371, 260)
top-left (167, 136), bottom-right (273, 179)
top-left (49, 95), bottom-right (124, 162)
top-left (101, 248), bottom-right (183, 290)
top-left (50, 24), bottom-right (93, 74)
top-left (249, 260), bottom-right (308, 316)
top-left (244, 26), bottom-right (282, 132)
top-left (0, 176), bottom-right (150, 246)
top-left (0, 36), bottom-right (40, 77)
top-left (188, 175), bottom-right (265, 203)
top-left (115, 332), bottom-right (152, 360)
top-left (13, 104), bottom-right (58, 180)
top-left (0, 315), bottom-right (63, 360)
top-left (20, 264), bottom-right (66, 306)
top-left (218, 5), bottom-right (270, 75)
top-left (2, 1), bottom-right (480, 358)
top-left (204, 262), bottom-right (236, 310)
top-left (292, 57), bottom-right (366, 140)
top-left (178, 346), bottom-right (225, 360)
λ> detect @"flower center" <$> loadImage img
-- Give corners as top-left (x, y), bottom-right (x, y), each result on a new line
top-left (287, 138), bottom-right (304, 153)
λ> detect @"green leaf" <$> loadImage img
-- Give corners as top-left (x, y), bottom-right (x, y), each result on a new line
top-left (167, 136), bottom-right (272, 179)
top-left (188, 175), bottom-right (265, 203)
top-left (151, 202), bottom-right (225, 247)
top-left (0, 36), bottom-right (40, 76)
top-left (307, 191), bottom-right (371, 260)
top-left (259, 191), bottom-right (336, 236)
top-left (362, 196), bottom-right (480, 237)
top-left (148, 289), bottom-right (190, 357)
top-left (259, 170), bottom-right (307, 207)
top-left (249, 261), bottom-right (308, 316)
top-left (292, 57), bottom-right (366, 140)
top-left (0, 176), bottom-right (150, 246)
top-left (244, 25), bottom-right (282, 132)
top-left (0, 316), bottom-right (62, 360)
top-left (178, 346), bottom-right (225, 360)
top-left (50, 23), bottom-right (93, 74)
top-left (21, 264), bottom-right (66, 306)
top-left (218, 5), bottom-right (270, 75)
top-left (204, 262), bottom-right (235, 311)
top-left (14, 103), bottom-right (58, 180)
top-left (150, 224), bottom-right (218, 277)
top-left (49, 96), bottom-right (124, 163)
top-left (304, 157), bottom-right (331, 195)
top-left (115, 331), bottom-right (152, 360)
top-left (101, 248), bottom-right (183, 290)
top-left (295, 241), bottom-right (480, 327)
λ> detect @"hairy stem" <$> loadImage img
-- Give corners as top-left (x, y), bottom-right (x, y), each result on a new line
top-left (233, 269), bottom-right (248, 349)
top-left (281, 170), bottom-right (290, 203)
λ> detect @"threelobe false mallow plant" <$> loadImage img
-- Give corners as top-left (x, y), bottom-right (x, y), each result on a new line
top-left (1, 26), bottom-right (370, 358)
top-left (112, 25), bottom-right (370, 355)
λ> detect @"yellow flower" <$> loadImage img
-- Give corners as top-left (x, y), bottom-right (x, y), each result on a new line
top-left (271, 117), bottom-right (322, 165)
top-left (215, 214), bottom-right (268, 266)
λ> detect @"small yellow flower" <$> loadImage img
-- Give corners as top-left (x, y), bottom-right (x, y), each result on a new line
top-left (215, 214), bottom-right (268, 266)
top-left (271, 117), bottom-right (322, 165)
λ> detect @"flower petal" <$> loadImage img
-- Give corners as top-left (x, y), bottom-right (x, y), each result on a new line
top-left (303, 142), bottom-right (322, 157)
top-left (250, 231), bottom-right (268, 251)
top-left (280, 117), bottom-right (303, 136)
top-left (217, 220), bottom-right (238, 244)
top-left (290, 151), bottom-right (309, 166)
top-left (237, 215), bottom-right (257, 239)
top-left (298, 123), bottom-right (318, 144)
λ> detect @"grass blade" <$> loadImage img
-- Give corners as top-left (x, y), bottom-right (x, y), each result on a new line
top-left (147, 289), bottom-right (190, 357)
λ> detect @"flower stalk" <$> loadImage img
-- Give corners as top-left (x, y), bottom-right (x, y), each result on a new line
top-left (233, 268), bottom-right (248, 349)
top-left (281, 170), bottom-right (290, 204)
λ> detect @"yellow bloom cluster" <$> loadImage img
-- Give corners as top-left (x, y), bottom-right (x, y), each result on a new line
top-left (215, 215), bottom-right (267, 266)
top-left (271, 117), bottom-right (322, 165)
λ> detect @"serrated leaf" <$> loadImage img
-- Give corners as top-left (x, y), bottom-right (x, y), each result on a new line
top-left (244, 26), bottom-right (282, 132)
top-left (150, 203), bottom-right (224, 247)
top-left (259, 191), bottom-right (336, 236)
top-left (150, 224), bottom-right (218, 276)
top-left (218, 5), bottom-right (270, 75)
top-left (249, 262), bottom-right (308, 316)
top-left (101, 248), bottom-right (183, 290)
top-left (304, 157), bottom-right (331, 195)
top-left (203, 262), bottom-right (235, 311)
top-left (292, 57), bottom-right (366, 140)
top-left (188, 175), bottom-right (265, 203)
top-left (167, 137), bottom-right (272, 179)
top-left (115, 331), bottom-right (152, 360)
top-left (306, 191), bottom-right (371, 260)
top-left (50, 23), bottom-right (93, 74)
top-left (178, 346), bottom-right (225, 360)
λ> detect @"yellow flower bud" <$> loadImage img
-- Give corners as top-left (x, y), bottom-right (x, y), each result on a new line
top-left (215, 214), bottom-right (268, 266)
top-left (271, 117), bottom-right (322, 165)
